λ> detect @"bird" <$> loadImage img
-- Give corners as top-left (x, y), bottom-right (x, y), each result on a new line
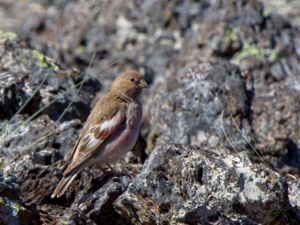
top-left (51, 70), bottom-right (148, 198)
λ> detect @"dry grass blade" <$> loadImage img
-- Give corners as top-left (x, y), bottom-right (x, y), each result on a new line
top-left (221, 110), bottom-right (239, 154)
top-left (230, 114), bottom-right (271, 169)
top-left (24, 131), bottom-right (55, 150)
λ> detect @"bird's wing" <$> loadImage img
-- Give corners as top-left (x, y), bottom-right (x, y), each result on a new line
top-left (63, 106), bottom-right (126, 176)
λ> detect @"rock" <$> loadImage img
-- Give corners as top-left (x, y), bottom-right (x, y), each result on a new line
top-left (0, 173), bottom-right (40, 225)
top-left (115, 144), bottom-right (293, 225)
top-left (261, 0), bottom-right (300, 25)
top-left (284, 177), bottom-right (300, 225)
top-left (0, 72), bottom-right (42, 120)
top-left (147, 61), bottom-right (252, 154)
top-left (72, 176), bottom-right (131, 225)
top-left (0, 116), bottom-right (82, 178)
top-left (17, 163), bottom-right (133, 224)
top-left (251, 80), bottom-right (300, 157)
top-left (288, 179), bottom-right (300, 210)
top-left (0, 34), bottom-right (101, 122)
top-left (0, 0), bottom-right (199, 86)
top-left (189, 0), bottom-right (300, 170)
top-left (38, 203), bottom-right (96, 225)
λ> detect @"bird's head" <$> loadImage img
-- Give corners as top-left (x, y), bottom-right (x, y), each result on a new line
top-left (111, 70), bottom-right (148, 99)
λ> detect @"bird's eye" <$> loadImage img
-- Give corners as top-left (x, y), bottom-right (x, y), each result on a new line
top-left (130, 77), bottom-right (135, 82)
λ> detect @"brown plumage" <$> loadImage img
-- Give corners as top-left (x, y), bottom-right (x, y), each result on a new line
top-left (51, 70), bottom-right (147, 198)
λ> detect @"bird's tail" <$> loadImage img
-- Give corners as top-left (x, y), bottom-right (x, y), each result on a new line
top-left (51, 174), bottom-right (77, 198)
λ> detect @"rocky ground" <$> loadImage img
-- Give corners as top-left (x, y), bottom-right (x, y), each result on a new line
top-left (0, 0), bottom-right (300, 224)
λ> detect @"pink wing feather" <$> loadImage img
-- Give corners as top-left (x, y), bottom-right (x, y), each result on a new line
top-left (63, 110), bottom-right (126, 176)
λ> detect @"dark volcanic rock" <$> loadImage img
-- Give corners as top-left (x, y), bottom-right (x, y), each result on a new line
top-left (172, 0), bottom-right (300, 171)
top-left (71, 176), bottom-right (131, 225)
top-left (0, 34), bottom-right (101, 122)
top-left (0, 116), bottom-right (81, 179)
top-left (0, 173), bottom-right (40, 225)
top-left (251, 80), bottom-right (300, 156)
top-left (0, 0), bottom-right (202, 87)
top-left (0, 72), bottom-right (42, 120)
top-left (17, 163), bottom-right (133, 225)
top-left (115, 144), bottom-right (291, 225)
top-left (288, 179), bottom-right (300, 210)
top-left (147, 61), bottom-right (252, 153)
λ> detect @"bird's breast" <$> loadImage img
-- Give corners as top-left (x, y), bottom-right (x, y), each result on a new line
top-left (97, 102), bottom-right (142, 163)
top-left (126, 102), bottom-right (142, 128)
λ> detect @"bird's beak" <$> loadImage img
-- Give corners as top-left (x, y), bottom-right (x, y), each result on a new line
top-left (139, 79), bottom-right (148, 88)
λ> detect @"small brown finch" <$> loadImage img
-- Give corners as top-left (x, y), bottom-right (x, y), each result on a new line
top-left (51, 70), bottom-right (148, 198)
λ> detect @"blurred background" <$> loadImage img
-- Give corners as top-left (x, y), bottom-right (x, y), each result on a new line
top-left (1, 0), bottom-right (300, 85)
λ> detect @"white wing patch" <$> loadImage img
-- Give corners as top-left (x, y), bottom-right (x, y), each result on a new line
top-left (85, 112), bottom-right (123, 149)
top-left (86, 135), bottom-right (101, 149)
top-left (99, 114), bottom-right (121, 130)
